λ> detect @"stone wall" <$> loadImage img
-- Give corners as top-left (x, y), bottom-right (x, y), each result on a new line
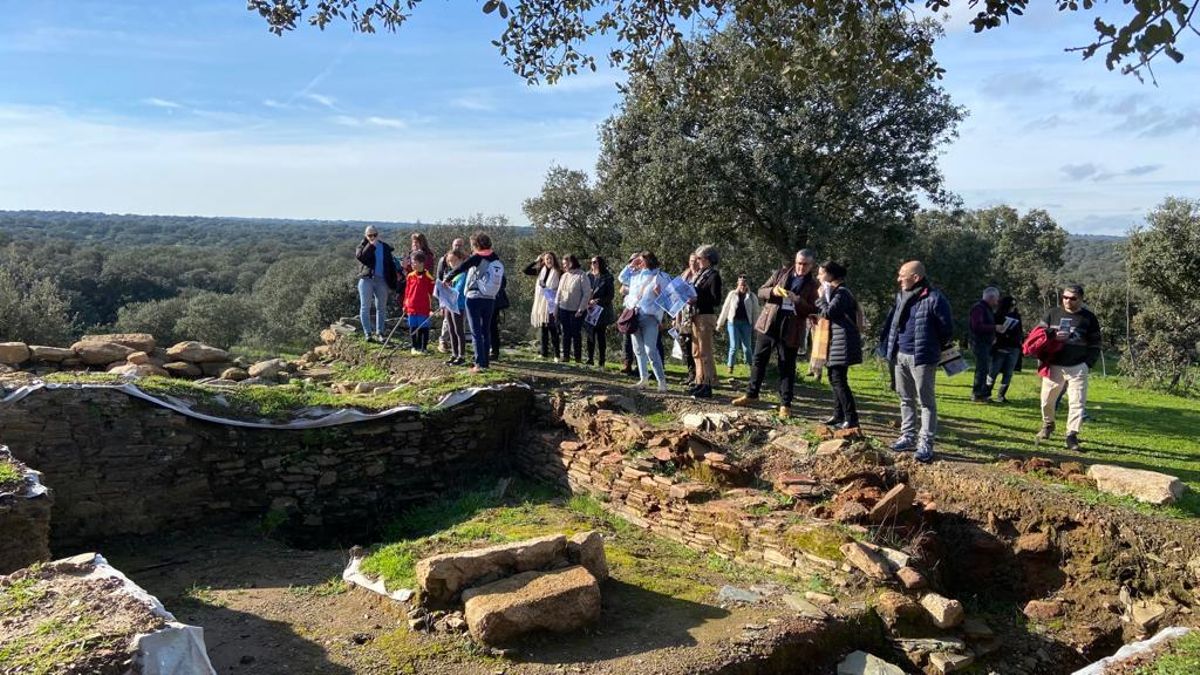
top-left (0, 385), bottom-right (533, 550)
top-left (0, 447), bottom-right (53, 574)
top-left (514, 393), bottom-right (853, 578)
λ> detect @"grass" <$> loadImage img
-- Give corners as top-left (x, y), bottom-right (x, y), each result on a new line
top-left (358, 479), bottom-right (793, 605)
top-left (0, 459), bottom-right (23, 491)
top-left (42, 368), bottom-right (513, 420)
top-left (332, 362), bottom-right (392, 382)
top-left (843, 357), bottom-right (1200, 516)
top-left (0, 575), bottom-right (46, 615)
top-left (1136, 630), bottom-right (1200, 674)
top-left (287, 577), bottom-right (350, 598)
top-left (0, 615), bottom-right (104, 675)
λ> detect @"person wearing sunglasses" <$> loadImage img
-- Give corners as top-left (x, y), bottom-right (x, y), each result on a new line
top-left (354, 226), bottom-right (398, 341)
top-left (1036, 284), bottom-right (1101, 452)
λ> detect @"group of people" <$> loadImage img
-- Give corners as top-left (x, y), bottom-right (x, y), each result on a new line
top-left (357, 229), bottom-right (1102, 462)
top-left (356, 228), bottom-right (507, 373)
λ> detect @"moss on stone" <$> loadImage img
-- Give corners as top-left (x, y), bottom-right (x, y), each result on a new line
top-left (782, 524), bottom-right (853, 562)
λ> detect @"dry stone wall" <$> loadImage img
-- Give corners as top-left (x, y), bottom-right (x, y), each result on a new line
top-left (0, 385), bottom-right (533, 550)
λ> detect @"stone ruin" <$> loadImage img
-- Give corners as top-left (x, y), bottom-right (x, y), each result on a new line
top-left (2, 332), bottom-right (1199, 673)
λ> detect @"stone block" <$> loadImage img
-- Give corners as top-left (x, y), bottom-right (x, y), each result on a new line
top-left (416, 534), bottom-right (568, 605)
top-left (71, 340), bottom-right (135, 366)
top-left (566, 530), bottom-right (608, 581)
top-left (81, 333), bottom-right (157, 352)
top-left (840, 542), bottom-right (892, 581)
top-left (837, 651), bottom-right (905, 675)
top-left (868, 483), bottom-right (916, 524)
top-left (0, 342), bottom-right (31, 365)
top-left (1087, 464), bottom-right (1186, 505)
top-left (919, 593), bottom-right (964, 629)
top-left (462, 566), bottom-right (601, 646)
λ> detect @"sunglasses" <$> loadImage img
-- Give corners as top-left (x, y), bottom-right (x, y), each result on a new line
top-left (366, 233), bottom-right (378, 238)
top-left (1062, 294), bottom-right (1080, 300)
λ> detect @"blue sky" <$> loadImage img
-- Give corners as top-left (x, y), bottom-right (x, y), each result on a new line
top-left (0, 1), bottom-right (1196, 235)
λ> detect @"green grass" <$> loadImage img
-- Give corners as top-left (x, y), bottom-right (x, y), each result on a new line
top-left (0, 576), bottom-right (46, 615)
top-left (43, 369), bottom-right (514, 420)
top-left (844, 357), bottom-right (1200, 515)
top-left (287, 577), bottom-right (350, 598)
top-left (332, 362), bottom-right (392, 382)
top-left (1136, 630), bottom-right (1200, 674)
top-left (0, 459), bottom-right (23, 490)
top-left (0, 615), bottom-right (103, 675)
top-left (358, 480), bottom-right (791, 604)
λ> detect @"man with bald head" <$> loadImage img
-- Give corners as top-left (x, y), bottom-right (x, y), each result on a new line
top-left (878, 260), bottom-right (954, 463)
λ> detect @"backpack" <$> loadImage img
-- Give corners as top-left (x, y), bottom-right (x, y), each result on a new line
top-left (474, 259), bottom-right (505, 298)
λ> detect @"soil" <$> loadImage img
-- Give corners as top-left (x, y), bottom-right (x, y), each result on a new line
top-left (0, 559), bottom-right (165, 674)
top-left (103, 527), bottom-right (872, 675)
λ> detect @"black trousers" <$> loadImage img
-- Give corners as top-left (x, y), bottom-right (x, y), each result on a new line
top-left (680, 334), bottom-right (696, 384)
top-left (490, 310), bottom-right (503, 358)
top-left (827, 365), bottom-right (858, 426)
top-left (746, 329), bottom-right (799, 406)
top-left (558, 309), bottom-right (584, 362)
top-left (587, 323), bottom-right (609, 366)
top-left (540, 321), bottom-right (561, 359)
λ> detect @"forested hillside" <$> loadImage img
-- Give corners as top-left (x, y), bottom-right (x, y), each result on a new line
top-left (1058, 234), bottom-right (1125, 288)
top-left (0, 211), bottom-right (527, 351)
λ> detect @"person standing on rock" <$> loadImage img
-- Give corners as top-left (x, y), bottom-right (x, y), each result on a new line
top-left (443, 232), bottom-right (505, 372)
top-left (731, 249), bottom-right (819, 418)
top-left (1036, 284), bottom-right (1101, 452)
top-left (556, 254), bottom-right (593, 365)
top-left (688, 245), bottom-right (722, 400)
top-left (354, 226), bottom-right (398, 342)
top-left (717, 274), bottom-right (760, 375)
top-left (878, 260), bottom-right (953, 463)
top-left (436, 237), bottom-right (466, 353)
top-left (814, 261), bottom-right (862, 430)
top-left (969, 287), bottom-right (1002, 403)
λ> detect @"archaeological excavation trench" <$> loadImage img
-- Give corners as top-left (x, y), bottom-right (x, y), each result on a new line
top-left (2, 362), bottom-right (1198, 674)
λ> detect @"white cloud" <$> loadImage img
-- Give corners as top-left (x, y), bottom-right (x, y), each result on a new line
top-left (142, 97), bottom-right (182, 109)
top-left (450, 96), bottom-right (496, 112)
top-left (0, 104), bottom-right (596, 226)
top-left (262, 98), bottom-right (287, 109)
top-left (331, 115), bottom-right (361, 127)
top-left (303, 93), bottom-right (337, 109)
top-left (366, 116), bottom-right (407, 129)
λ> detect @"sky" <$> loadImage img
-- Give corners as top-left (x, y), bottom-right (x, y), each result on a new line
top-left (0, 1), bottom-right (1196, 235)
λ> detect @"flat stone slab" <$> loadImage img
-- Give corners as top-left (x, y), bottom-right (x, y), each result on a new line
top-left (462, 565), bottom-right (601, 646)
top-left (837, 650), bottom-right (905, 675)
top-left (416, 534), bottom-right (567, 605)
top-left (1087, 464), bottom-right (1186, 505)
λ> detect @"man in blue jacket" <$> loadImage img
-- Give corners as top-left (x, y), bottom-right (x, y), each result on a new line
top-left (878, 260), bottom-right (954, 463)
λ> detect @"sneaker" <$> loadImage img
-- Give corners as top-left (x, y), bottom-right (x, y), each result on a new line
top-left (1065, 433), bottom-right (1082, 452)
top-left (691, 385), bottom-right (712, 400)
top-left (410, 348), bottom-right (420, 355)
top-left (822, 415), bottom-right (844, 426)
top-left (889, 436), bottom-right (916, 452)
top-left (915, 440), bottom-right (935, 464)
top-left (731, 394), bottom-right (757, 407)
top-left (656, 381), bottom-right (669, 393)
top-left (778, 405), bottom-right (791, 418)
top-left (554, 357), bottom-right (561, 363)
top-left (971, 396), bottom-right (992, 404)
top-left (996, 395), bottom-right (1008, 404)
top-left (1035, 423), bottom-right (1055, 441)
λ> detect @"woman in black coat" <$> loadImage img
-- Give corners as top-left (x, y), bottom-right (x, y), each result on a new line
top-left (815, 261), bottom-right (862, 429)
top-left (585, 256), bottom-right (616, 367)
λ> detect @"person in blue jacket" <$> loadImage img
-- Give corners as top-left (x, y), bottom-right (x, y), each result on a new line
top-left (877, 260), bottom-right (953, 463)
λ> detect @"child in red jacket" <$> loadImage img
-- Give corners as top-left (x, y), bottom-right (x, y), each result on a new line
top-left (404, 252), bottom-right (436, 353)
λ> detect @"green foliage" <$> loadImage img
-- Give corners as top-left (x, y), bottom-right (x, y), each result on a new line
top-left (0, 459), bottom-right (23, 490)
top-left (597, 12), bottom-right (963, 308)
top-left (286, 577), bottom-right (350, 598)
top-left (1124, 197), bottom-right (1200, 394)
top-left (0, 615), bottom-right (103, 675)
top-left (114, 296), bottom-right (188, 345)
top-left (522, 165), bottom-right (620, 258)
top-left (0, 252), bottom-right (74, 345)
top-left (0, 576), bottom-right (46, 615)
top-left (174, 291), bottom-right (261, 349)
top-left (249, 0), bottom-right (1194, 85)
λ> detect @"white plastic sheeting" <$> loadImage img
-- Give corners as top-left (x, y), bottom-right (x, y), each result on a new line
top-left (79, 553), bottom-right (217, 675)
top-left (342, 552), bottom-right (415, 603)
top-left (0, 380), bottom-right (529, 429)
top-left (1072, 626), bottom-right (1193, 675)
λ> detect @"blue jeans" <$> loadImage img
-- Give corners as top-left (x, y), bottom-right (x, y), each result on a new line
top-left (726, 320), bottom-right (752, 367)
top-left (988, 348), bottom-right (1020, 396)
top-left (466, 297), bottom-right (495, 368)
top-left (971, 341), bottom-right (993, 399)
top-left (631, 313), bottom-right (666, 384)
top-left (357, 277), bottom-right (390, 336)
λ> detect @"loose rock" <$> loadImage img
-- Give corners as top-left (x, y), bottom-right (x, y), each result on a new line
top-left (1087, 464), bottom-right (1186, 505)
top-left (919, 593), bottom-right (964, 629)
top-left (462, 566), bottom-right (601, 646)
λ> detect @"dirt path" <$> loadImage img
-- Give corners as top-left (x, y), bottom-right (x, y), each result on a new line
top-left (104, 527), bottom-right (854, 675)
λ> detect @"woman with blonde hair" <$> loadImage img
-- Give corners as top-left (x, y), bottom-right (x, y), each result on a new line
top-left (524, 252), bottom-right (561, 360)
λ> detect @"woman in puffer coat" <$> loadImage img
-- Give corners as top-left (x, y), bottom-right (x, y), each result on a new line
top-left (815, 260), bottom-right (863, 429)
